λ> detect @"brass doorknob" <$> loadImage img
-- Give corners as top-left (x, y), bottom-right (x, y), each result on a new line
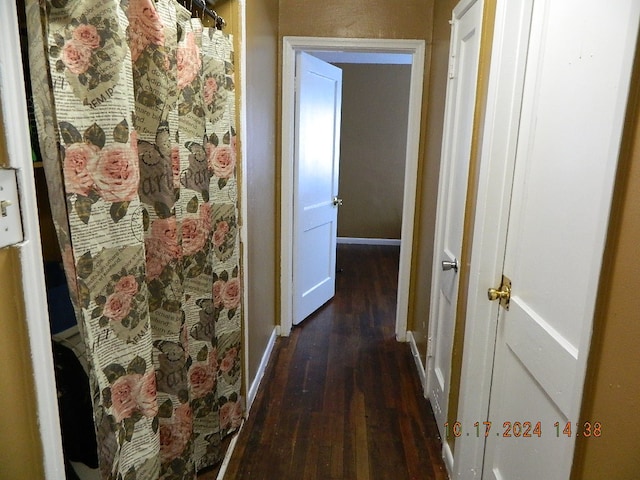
top-left (487, 286), bottom-right (510, 301)
top-left (487, 275), bottom-right (511, 310)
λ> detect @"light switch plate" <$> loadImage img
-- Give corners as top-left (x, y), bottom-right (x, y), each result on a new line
top-left (0, 168), bottom-right (24, 249)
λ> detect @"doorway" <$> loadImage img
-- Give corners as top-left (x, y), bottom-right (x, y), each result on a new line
top-left (280, 36), bottom-right (426, 338)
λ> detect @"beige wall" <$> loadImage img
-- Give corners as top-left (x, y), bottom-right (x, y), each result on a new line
top-left (0, 100), bottom-right (44, 478)
top-left (335, 63), bottom-right (411, 240)
top-left (244, 0), bottom-right (279, 382)
top-left (279, 0), bottom-right (433, 39)
top-left (410, 0), bottom-right (457, 358)
top-left (571, 39), bottom-right (640, 480)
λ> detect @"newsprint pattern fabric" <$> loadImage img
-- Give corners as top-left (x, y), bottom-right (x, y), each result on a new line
top-left (25, 1), bottom-right (242, 478)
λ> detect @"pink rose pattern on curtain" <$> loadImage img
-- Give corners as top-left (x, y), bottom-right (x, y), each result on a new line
top-left (25, 1), bottom-right (243, 479)
top-left (199, 25), bottom-right (242, 463)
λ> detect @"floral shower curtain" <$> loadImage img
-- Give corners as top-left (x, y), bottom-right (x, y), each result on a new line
top-left (25, 0), bottom-right (242, 478)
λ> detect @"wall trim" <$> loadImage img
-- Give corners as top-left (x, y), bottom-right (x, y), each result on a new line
top-left (246, 327), bottom-right (278, 412)
top-left (443, 440), bottom-right (455, 478)
top-left (280, 36), bottom-right (425, 340)
top-left (219, 324), bottom-right (277, 479)
top-left (237, 0), bottom-right (251, 414)
top-left (0, 2), bottom-right (65, 477)
top-left (407, 331), bottom-right (427, 395)
top-left (216, 427), bottom-right (241, 480)
top-left (337, 237), bottom-right (401, 246)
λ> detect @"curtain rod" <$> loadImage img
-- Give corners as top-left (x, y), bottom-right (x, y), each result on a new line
top-left (187, 0), bottom-right (226, 29)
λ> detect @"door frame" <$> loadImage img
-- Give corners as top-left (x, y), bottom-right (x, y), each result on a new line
top-left (280, 36), bottom-right (425, 338)
top-left (1, 1), bottom-right (65, 477)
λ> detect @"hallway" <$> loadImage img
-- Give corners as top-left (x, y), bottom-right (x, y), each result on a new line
top-left (222, 244), bottom-right (447, 479)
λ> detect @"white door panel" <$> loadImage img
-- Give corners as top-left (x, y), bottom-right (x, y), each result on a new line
top-left (427, 0), bottom-right (483, 438)
top-left (482, 0), bottom-right (640, 478)
top-left (293, 52), bottom-right (342, 325)
top-left (503, 298), bottom-right (578, 416)
top-left (483, 350), bottom-right (568, 480)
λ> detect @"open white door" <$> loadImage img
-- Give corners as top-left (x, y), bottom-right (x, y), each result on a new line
top-left (293, 52), bottom-right (343, 325)
top-left (427, 0), bottom-right (483, 439)
top-left (479, 1), bottom-right (640, 479)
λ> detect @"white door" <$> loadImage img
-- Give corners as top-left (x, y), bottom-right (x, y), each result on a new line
top-left (293, 52), bottom-right (343, 325)
top-left (427, 0), bottom-right (483, 437)
top-left (481, 1), bottom-right (640, 479)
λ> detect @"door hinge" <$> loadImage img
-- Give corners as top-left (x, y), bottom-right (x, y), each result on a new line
top-left (488, 275), bottom-right (511, 310)
top-left (448, 54), bottom-right (457, 79)
top-left (427, 336), bottom-right (434, 358)
top-left (448, 16), bottom-right (458, 79)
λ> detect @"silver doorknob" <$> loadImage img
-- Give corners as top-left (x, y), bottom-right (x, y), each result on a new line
top-left (332, 196), bottom-right (343, 207)
top-left (441, 259), bottom-right (458, 273)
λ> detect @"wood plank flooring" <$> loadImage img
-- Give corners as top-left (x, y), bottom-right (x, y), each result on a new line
top-left (207, 244), bottom-right (447, 479)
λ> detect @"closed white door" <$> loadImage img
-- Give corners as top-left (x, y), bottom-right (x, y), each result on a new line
top-left (482, 1), bottom-right (640, 478)
top-left (427, 0), bottom-right (483, 437)
top-left (293, 52), bottom-right (343, 325)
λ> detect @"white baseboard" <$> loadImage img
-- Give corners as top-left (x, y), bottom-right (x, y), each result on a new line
top-left (337, 237), bottom-right (401, 246)
top-left (246, 327), bottom-right (278, 413)
top-left (218, 326), bottom-right (278, 479)
top-left (443, 438), bottom-right (454, 479)
top-left (216, 428), bottom-right (240, 480)
top-left (407, 331), bottom-right (427, 397)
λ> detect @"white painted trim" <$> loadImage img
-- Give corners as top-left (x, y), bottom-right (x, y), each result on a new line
top-left (0, 2), bottom-right (65, 478)
top-left (216, 427), bottom-right (241, 480)
top-left (281, 36), bottom-right (425, 340)
top-left (407, 331), bottom-right (427, 395)
top-left (246, 327), bottom-right (278, 412)
top-left (312, 51), bottom-right (413, 65)
top-left (280, 37), bottom-right (295, 337)
top-left (237, 0), bottom-right (251, 409)
top-left (337, 237), bottom-right (401, 246)
top-left (443, 440), bottom-right (455, 479)
top-left (218, 328), bottom-right (278, 479)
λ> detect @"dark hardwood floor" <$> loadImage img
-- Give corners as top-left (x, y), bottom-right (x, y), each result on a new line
top-left (216, 244), bottom-right (447, 479)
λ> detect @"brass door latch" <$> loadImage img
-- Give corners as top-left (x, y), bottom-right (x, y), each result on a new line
top-left (488, 275), bottom-right (511, 310)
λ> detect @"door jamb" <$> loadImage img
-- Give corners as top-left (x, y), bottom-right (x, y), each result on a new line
top-left (280, 36), bottom-right (425, 338)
